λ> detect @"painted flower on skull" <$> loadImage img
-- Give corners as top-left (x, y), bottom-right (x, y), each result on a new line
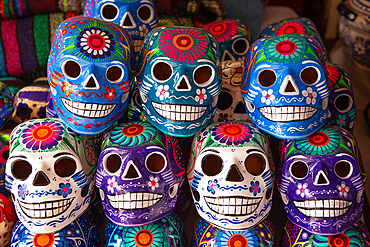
top-left (109, 122), bottom-right (156, 147)
top-left (211, 122), bottom-right (253, 145)
top-left (76, 27), bottom-right (115, 59)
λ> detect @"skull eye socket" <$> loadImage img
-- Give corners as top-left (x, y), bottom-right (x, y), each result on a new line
top-left (137, 5), bottom-right (153, 22)
top-left (19, 106), bottom-right (29, 116)
top-left (258, 70), bottom-right (276, 87)
top-left (217, 90), bottom-right (233, 110)
top-left (245, 154), bottom-right (265, 176)
top-left (194, 65), bottom-right (214, 86)
top-left (300, 67), bottom-right (320, 85)
top-left (335, 94), bottom-right (353, 113)
top-left (101, 3), bottom-right (119, 21)
top-left (152, 61), bottom-right (172, 82)
top-left (105, 154), bottom-right (122, 174)
top-left (12, 160), bottom-right (32, 180)
top-left (202, 154), bottom-right (223, 176)
top-left (290, 161), bottom-right (308, 179)
top-left (233, 38), bottom-right (249, 55)
top-left (146, 152), bottom-right (166, 173)
top-left (335, 161), bottom-right (352, 179)
top-left (106, 65), bottom-right (124, 83)
top-left (63, 60), bottom-right (81, 79)
top-left (54, 157), bottom-right (77, 177)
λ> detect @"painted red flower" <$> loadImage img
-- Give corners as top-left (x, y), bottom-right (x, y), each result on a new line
top-left (203, 20), bottom-right (238, 43)
top-left (326, 64), bottom-right (341, 87)
top-left (104, 87), bottom-right (116, 102)
top-left (62, 81), bottom-right (73, 97)
top-left (276, 21), bottom-right (306, 35)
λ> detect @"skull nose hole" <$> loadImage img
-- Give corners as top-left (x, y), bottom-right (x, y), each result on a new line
top-left (177, 78), bottom-right (189, 90)
top-left (317, 173), bottom-right (329, 185)
top-left (234, 101), bottom-right (247, 114)
top-left (226, 164), bottom-right (243, 182)
top-left (285, 80), bottom-right (296, 92)
top-left (33, 171), bottom-right (50, 186)
top-left (124, 164), bottom-right (140, 179)
top-left (123, 15), bottom-right (134, 27)
top-left (223, 52), bottom-right (233, 61)
top-left (192, 188), bottom-right (200, 202)
top-left (85, 77), bottom-right (98, 88)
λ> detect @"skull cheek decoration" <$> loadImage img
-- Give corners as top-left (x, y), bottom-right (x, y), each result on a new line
top-left (136, 26), bottom-right (222, 137)
top-left (96, 122), bottom-right (185, 226)
top-left (47, 16), bottom-right (135, 135)
top-left (83, 0), bottom-right (158, 54)
top-left (5, 119), bottom-right (98, 233)
top-left (187, 121), bottom-right (274, 230)
top-left (203, 19), bottom-right (252, 62)
top-left (241, 34), bottom-right (329, 139)
top-left (278, 125), bottom-right (366, 234)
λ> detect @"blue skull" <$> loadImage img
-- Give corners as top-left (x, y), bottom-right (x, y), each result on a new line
top-left (47, 16), bottom-right (135, 135)
top-left (241, 34), bottom-right (329, 140)
top-left (84, 0), bottom-right (158, 54)
top-left (136, 26), bottom-right (221, 137)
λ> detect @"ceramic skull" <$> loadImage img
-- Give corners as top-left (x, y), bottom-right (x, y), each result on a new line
top-left (83, 0), bottom-right (158, 54)
top-left (96, 121), bottom-right (185, 226)
top-left (0, 82), bottom-right (14, 129)
top-left (0, 193), bottom-right (17, 246)
top-left (47, 16), bottom-right (135, 135)
top-left (326, 63), bottom-right (356, 132)
top-left (241, 34), bottom-right (329, 140)
top-left (214, 61), bottom-right (250, 123)
top-left (0, 131), bottom-right (10, 194)
top-left (187, 121), bottom-right (274, 230)
top-left (278, 125), bottom-right (366, 234)
top-left (136, 26), bottom-right (221, 137)
top-left (5, 119), bottom-right (98, 233)
top-left (203, 19), bottom-right (252, 62)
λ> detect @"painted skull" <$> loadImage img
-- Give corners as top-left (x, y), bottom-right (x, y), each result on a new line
top-left (241, 34), bottom-right (329, 140)
top-left (214, 61), bottom-right (250, 123)
top-left (5, 119), bottom-right (98, 233)
top-left (0, 77), bottom-right (26, 95)
top-left (12, 85), bottom-right (49, 124)
top-left (104, 212), bottom-right (187, 246)
top-left (203, 19), bottom-right (252, 62)
top-left (260, 17), bottom-right (327, 59)
top-left (0, 81), bottom-right (14, 129)
top-left (326, 63), bottom-right (356, 132)
top-left (0, 193), bottom-right (17, 246)
top-left (0, 131), bottom-right (10, 194)
top-left (47, 16), bottom-right (135, 135)
top-left (187, 121), bottom-right (274, 230)
top-left (83, 0), bottom-right (158, 54)
top-left (278, 125), bottom-right (366, 234)
top-left (136, 26), bottom-right (221, 137)
top-left (96, 121), bottom-right (185, 226)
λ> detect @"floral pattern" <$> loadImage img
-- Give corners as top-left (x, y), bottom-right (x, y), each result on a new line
top-left (139, 24), bottom-right (149, 38)
top-left (276, 21), bottom-right (306, 35)
top-left (337, 183), bottom-right (349, 198)
top-left (218, 113), bottom-right (228, 122)
top-left (302, 87), bottom-right (317, 104)
top-left (207, 179), bottom-right (220, 194)
top-left (57, 183), bottom-right (72, 198)
top-left (18, 184), bottom-right (28, 200)
top-left (76, 27), bottom-right (115, 59)
top-left (250, 181), bottom-right (261, 196)
top-left (148, 176), bottom-right (159, 191)
top-left (296, 183), bottom-right (310, 198)
top-left (261, 89), bottom-right (275, 105)
top-left (264, 36), bottom-right (308, 64)
top-left (123, 221), bottom-right (166, 247)
top-left (336, 114), bottom-right (347, 127)
top-left (195, 89), bottom-right (207, 104)
top-left (326, 64), bottom-right (341, 87)
top-left (107, 177), bottom-right (118, 194)
top-left (215, 229), bottom-right (260, 247)
top-left (312, 230), bottom-right (362, 247)
top-left (104, 87), bottom-right (117, 103)
top-left (155, 85), bottom-right (169, 100)
top-left (62, 81), bottom-right (73, 97)
top-left (109, 122), bottom-right (156, 147)
top-left (211, 122), bottom-right (252, 145)
top-left (203, 20), bottom-right (238, 43)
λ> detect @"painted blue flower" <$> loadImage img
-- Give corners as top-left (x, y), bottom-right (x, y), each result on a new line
top-left (207, 179), bottom-right (220, 194)
top-left (18, 184), bottom-right (28, 200)
top-left (57, 183), bottom-right (72, 198)
top-left (250, 181), bottom-right (261, 196)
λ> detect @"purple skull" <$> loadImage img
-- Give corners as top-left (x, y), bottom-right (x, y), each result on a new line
top-left (278, 125), bottom-right (366, 234)
top-left (96, 121), bottom-right (185, 226)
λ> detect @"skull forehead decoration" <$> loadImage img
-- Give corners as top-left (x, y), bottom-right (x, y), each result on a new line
top-left (136, 26), bottom-right (222, 137)
top-left (278, 125), bottom-right (366, 234)
top-left (0, 193), bottom-right (17, 246)
top-left (5, 119), bottom-right (98, 233)
top-left (326, 63), bottom-right (355, 132)
top-left (0, 131), bottom-right (10, 194)
top-left (203, 19), bottom-right (252, 62)
top-left (47, 16), bottom-right (135, 135)
top-left (97, 122), bottom-right (185, 226)
top-left (241, 34), bottom-right (329, 140)
top-left (260, 17), bottom-right (327, 59)
top-left (0, 82), bottom-right (14, 129)
top-left (214, 61), bottom-right (251, 123)
top-left (187, 121), bottom-right (274, 230)
top-left (83, 0), bottom-right (158, 54)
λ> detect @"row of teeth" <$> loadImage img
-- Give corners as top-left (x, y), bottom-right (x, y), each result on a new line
top-left (204, 197), bottom-right (261, 216)
top-left (259, 106), bottom-right (317, 122)
top-left (152, 102), bottom-right (207, 121)
top-left (61, 98), bottom-right (116, 118)
top-left (293, 199), bottom-right (352, 209)
top-left (19, 198), bottom-right (73, 218)
top-left (205, 197), bottom-right (261, 206)
top-left (133, 39), bottom-right (143, 53)
top-left (107, 192), bottom-right (163, 210)
top-left (297, 208), bottom-right (350, 218)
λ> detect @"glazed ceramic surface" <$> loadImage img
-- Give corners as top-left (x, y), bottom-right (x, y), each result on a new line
top-left (0, 131), bottom-right (10, 194)
top-left (0, 193), bottom-right (17, 246)
top-left (0, 82), bottom-right (14, 129)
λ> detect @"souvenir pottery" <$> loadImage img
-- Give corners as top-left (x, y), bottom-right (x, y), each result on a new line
top-left (214, 61), bottom-right (250, 123)
top-left (192, 217), bottom-right (275, 247)
top-left (203, 19), bottom-right (252, 62)
top-left (47, 16), bottom-right (135, 135)
top-left (259, 17), bottom-right (327, 59)
top-left (96, 121), bottom-right (185, 226)
top-left (105, 212), bottom-right (187, 246)
top-left (278, 125), bottom-right (366, 234)
top-left (5, 118), bottom-right (98, 233)
top-left (241, 34), bottom-right (328, 140)
top-left (12, 85), bottom-right (49, 124)
top-left (32, 77), bottom-right (50, 87)
top-left (0, 82), bottom-right (14, 129)
top-left (187, 121), bottom-right (274, 230)
top-left (83, 0), bottom-right (158, 54)
top-left (0, 193), bottom-right (17, 246)
top-left (281, 220), bottom-right (370, 247)
top-left (127, 86), bottom-right (146, 122)
top-left (326, 63), bottom-right (356, 132)
top-left (0, 77), bottom-right (26, 95)
top-left (11, 214), bottom-right (101, 246)
top-left (0, 131), bottom-right (10, 194)
top-left (136, 26), bottom-right (221, 137)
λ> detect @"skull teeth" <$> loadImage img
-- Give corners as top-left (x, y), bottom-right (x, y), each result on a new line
top-left (152, 102), bottom-right (207, 122)
top-left (293, 199), bottom-right (352, 218)
top-left (106, 192), bottom-right (163, 210)
top-left (133, 39), bottom-right (143, 53)
top-left (18, 198), bottom-right (74, 219)
top-left (258, 106), bottom-right (318, 122)
top-left (204, 196), bottom-right (262, 216)
top-left (61, 98), bottom-right (116, 118)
